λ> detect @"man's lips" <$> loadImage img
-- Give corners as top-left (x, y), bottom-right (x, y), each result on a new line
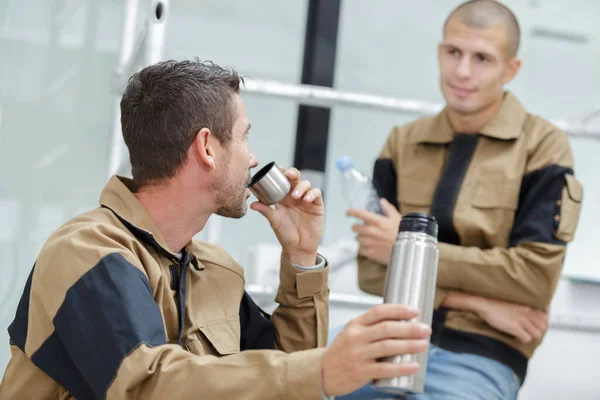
top-left (449, 84), bottom-right (475, 97)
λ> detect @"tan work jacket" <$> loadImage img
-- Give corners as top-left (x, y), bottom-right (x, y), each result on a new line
top-left (1, 176), bottom-right (329, 399)
top-left (359, 92), bottom-right (583, 382)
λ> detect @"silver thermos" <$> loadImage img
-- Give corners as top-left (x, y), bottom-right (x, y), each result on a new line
top-left (372, 212), bottom-right (439, 395)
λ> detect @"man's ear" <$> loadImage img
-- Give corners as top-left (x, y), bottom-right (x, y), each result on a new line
top-left (503, 57), bottom-right (522, 84)
top-left (192, 127), bottom-right (216, 170)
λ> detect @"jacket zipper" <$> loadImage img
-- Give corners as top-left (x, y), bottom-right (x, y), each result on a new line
top-left (174, 250), bottom-right (191, 345)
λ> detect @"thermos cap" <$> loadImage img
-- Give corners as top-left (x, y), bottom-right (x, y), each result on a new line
top-left (399, 212), bottom-right (438, 238)
top-left (247, 161), bottom-right (291, 205)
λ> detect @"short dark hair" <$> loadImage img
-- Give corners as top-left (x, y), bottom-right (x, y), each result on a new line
top-left (444, 0), bottom-right (521, 58)
top-left (120, 59), bottom-right (243, 189)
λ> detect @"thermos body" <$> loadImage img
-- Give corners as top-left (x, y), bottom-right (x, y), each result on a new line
top-left (372, 213), bottom-right (439, 395)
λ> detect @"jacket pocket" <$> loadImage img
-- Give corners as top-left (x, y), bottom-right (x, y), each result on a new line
top-left (554, 174), bottom-right (583, 243)
top-left (186, 316), bottom-right (241, 356)
top-left (472, 182), bottom-right (519, 210)
top-left (468, 182), bottom-right (519, 245)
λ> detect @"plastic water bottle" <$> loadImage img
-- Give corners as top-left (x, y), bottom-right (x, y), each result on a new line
top-left (335, 156), bottom-right (383, 214)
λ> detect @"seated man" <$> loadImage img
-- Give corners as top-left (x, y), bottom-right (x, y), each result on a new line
top-left (339, 1), bottom-right (583, 399)
top-left (0, 60), bottom-right (433, 399)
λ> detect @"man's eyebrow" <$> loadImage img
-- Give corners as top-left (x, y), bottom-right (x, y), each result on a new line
top-left (245, 123), bottom-right (251, 133)
top-left (441, 43), bottom-right (458, 49)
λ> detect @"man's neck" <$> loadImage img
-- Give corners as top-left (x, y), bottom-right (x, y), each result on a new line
top-left (447, 95), bottom-right (505, 134)
top-left (134, 180), bottom-right (212, 254)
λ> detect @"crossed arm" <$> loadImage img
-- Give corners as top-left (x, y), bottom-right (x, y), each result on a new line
top-left (349, 199), bottom-right (548, 344)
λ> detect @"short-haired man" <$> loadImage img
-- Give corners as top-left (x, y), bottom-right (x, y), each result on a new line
top-left (0, 60), bottom-right (433, 399)
top-left (341, 1), bottom-right (583, 399)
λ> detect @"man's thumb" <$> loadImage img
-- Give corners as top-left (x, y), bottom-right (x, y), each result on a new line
top-left (250, 201), bottom-right (276, 225)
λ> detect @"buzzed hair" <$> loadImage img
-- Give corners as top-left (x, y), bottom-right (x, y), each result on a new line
top-left (444, 0), bottom-right (521, 58)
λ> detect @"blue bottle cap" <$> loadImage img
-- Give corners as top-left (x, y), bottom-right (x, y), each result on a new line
top-left (335, 156), bottom-right (354, 172)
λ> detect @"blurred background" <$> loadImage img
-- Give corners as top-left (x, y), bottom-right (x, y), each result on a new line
top-left (1, 0), bottom-right (599, 398)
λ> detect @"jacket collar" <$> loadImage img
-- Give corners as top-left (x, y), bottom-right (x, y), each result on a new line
top-left (99, 176), bottom-right (200, 269)
top-left (417, 91), bottom-right (527, 144)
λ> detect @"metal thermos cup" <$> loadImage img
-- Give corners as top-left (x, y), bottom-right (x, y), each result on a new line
top-left (247, 161), bottom-right (291, 205)
top-left (371, 212), bottom-right (439, 395)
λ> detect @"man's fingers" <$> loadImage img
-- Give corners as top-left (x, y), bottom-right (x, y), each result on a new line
top-left (290, 180), bottom-right (311, 199)
top-left (278, 166), bottom-right (302, 189)
top-left (346, 208), bottom-right (382, 225)
top-left (302, 188), bottom-right (323, 205)
top-left (356, 235), bottom-right (377, 252)
top-left (529, 311), bottom-right (548, 332)
top-left (357, 247), bottom-right (374, 261)
top-left (514, 324), bottom-right (532, 344)
top-left (274, 167), bottom-right (323, 205)
top-left (357, 244), bottom-right (372, 259)
top-left (379, 198), bottom-right (401, 218)
top-left (352, 224), bottom-right (382, 237)
top-left (354, 304), bottom-right (420, 326)
top-left (284, 167), bottom-right (301, 183)
top-left (367, 339), bottom-right (429, 360)
top-left (367, 361), bottom-right (420, 380)
top-left (521, 318), bottom-right (543, 340)
top-left (365, 321), bottom-right (431, 342)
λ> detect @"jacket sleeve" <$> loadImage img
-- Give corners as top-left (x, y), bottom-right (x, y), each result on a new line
top-left (238, 254), bottom-right (330, 353)
top-left (13, 228), bottom-right (327, 400)
top-left (271, 255), bottom-right (330, 351)
top-left (436, 128), bottom-right (584, 310)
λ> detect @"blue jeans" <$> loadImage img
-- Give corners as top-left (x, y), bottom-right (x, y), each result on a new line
top-left (331, 328), bottom-right (521, 400)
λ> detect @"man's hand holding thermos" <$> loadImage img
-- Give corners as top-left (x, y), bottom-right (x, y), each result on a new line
top-left (320, 304), bottom-right (431, 397)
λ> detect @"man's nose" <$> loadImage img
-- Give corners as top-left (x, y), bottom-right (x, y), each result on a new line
top-left (456, 56), bottom-right (472, 79)
top-left (249, 152), bottom-right (259, 168)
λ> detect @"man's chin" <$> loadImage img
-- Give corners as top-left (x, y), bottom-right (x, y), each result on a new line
top-left (215, 203), bottom-right (248, 219)
top-left (447, 99), bottom-right (480, 116)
